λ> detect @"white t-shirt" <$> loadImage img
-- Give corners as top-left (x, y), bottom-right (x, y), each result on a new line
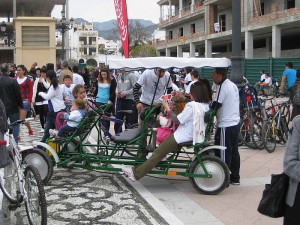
top-left (137, 69), bottom-right (172, 105)
top-left (73, 73), bottom-right (85, 85)
top-left (260, 74), bottom-right (266, 82)
top-left (60, 84), bottom-right (76, 101)
top-left (264, 77), bottom-right (272, 86)
top-left (184, 73), bottom-right (192, 91)
top-left (174, 102), bottom-right (209, 144)
top-left (215, 79), bottom-right (240, 127)
top-left (185, 80), bottom-right (198, 94)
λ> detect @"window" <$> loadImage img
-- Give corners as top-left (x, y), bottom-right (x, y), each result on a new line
top-left (22, 26), bottom-right (49, 46)
top-left (287, 0), bottom-right (295, 9)
top-left (169, 31), bottom-right (173, 40)
top-left (179, 27), bottom-right (183, 37)
top-left (191, 24), bottom-right (195, 34)
top-left (219, 15), bottom-right (226, 32)
top-left (261, 2), bottom-right (264, 15)
top-left (89, 37), bottom-right (96, 45)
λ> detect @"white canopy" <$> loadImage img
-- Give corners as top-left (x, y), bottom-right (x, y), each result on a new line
top-left (108, 57), bottom-right (231, 70)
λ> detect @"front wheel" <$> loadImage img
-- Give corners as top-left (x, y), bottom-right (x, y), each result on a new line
top-left (22, 147), bottom-right (54, 184)
top-left (0, 148), bottom-right (19, 203)
top-left (189, 155), bottom-right (230, 195)
top-left (262, 121), bottom-right (276, 153)
top-left (24, 165), bottom-right (47, 225)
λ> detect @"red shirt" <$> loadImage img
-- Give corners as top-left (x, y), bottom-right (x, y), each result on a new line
top-left (17, 77), bottom-right (33, 103)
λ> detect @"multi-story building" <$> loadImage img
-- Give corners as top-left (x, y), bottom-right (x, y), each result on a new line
top-left (155, 0), bottom-right (300, 58)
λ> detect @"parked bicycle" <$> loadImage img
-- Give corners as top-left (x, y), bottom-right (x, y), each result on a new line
top-left (0, 118), bottom-right (47, 225)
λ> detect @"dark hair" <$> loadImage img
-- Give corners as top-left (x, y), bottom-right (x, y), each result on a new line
top-left (99, 69), bottom-right (112, 83)
top-left (191, 70), bottom-right (199, 78)
top-left (214, 67), bottom-right (227, 80)
top-left (17, 64), bottom-right (28, 75)
top-left (72, 84), bottom-right (85, 98)
top-left (190, 79), bottom-right (212, 103)
top-left (184, 67), bottom-right (193, 74)
top-left (286, 62), bottom-right (293, 68)
top-left (265, 73), bottom-right (269, 77)
top-left (0, 63), bottom-right (9, 73)
top-left (41, 66), bottom-right (47, 73)
top-left (73, 99), bottom-right (86, 109)
top-left (46, 63), bottom-right (54, 71)
top-left (46, 70), bottom-right (59, 89)
top-left (72, 65), bottom-right (79, 73)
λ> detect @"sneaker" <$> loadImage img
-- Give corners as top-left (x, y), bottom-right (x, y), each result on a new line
top-left (40, 128), bottom-right (44, 133)
top-left (49, 129), bottom-right (58, 137)
top-left (28, 130), bottom-right (33, 136)
top-left (121, 167), bottom-right (136, 182)
top-left (230, 181), bottom-right (240, 185)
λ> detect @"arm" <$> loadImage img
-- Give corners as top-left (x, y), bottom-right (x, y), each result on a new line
top-left (32, 79), bottom-right (38, 103)
top-left (28, 78), bottom-right (33, 103)
top-left (13, 80), bottom-right (23, 108)
top-left (42, 78), bottom-right (50, 89)
top-left (284, 117), bottom-right (300, 182)
top-left (109, 78), bottom-right (117, 103)
top-left (124, 73), bottom-right (138, 96)
top-left (163, 100), bottom-right (180, 124)
top-left (39, 86), bottom-right (55, 100)
top-left (280, 76), bottom-right (286, 93)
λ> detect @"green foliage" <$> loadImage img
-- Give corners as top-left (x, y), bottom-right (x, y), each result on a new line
top-left (130, 45), bottom-right (157, 58)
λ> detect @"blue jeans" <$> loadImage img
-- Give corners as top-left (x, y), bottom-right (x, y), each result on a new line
top-left (7, 112), bottom-right (19, 140)
top-left (95, 102), bottom-right (111, 138)
top-left (57, 124), bottom-right (76, 137)
top-left (41, 111), bottom-right (57, 142)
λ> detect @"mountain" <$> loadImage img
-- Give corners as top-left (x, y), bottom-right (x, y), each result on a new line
top-left (74, 18), bottom-right (158, 40)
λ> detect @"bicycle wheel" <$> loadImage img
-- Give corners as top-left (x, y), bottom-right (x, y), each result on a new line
top-left (189, 155), bottom-right (230, 195)
top-left (0, 148), bottom-right (19, 203)
top-left (279, 116), bottom-right (289, 143)
top-left (22, 147), bottom-right (54, 184)
top-left (24, 165), bottom-right (47, 225)
top-left (262, 121), bottom-right (276, 153)
top-left (251, 117), bottom-right (264, 150)
top-left (239, 118), bottom-right (256, 149)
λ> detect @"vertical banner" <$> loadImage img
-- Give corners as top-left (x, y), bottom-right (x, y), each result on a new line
top-left (114, 0), bottom-right (129, 58)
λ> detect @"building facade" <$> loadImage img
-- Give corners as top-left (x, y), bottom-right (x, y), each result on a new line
top-left (154, 0), bottom-right (300, 58)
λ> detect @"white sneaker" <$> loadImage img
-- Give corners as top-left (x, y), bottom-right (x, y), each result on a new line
top-left (121, 167), bottom-right (136, 181)
top-left (49, 129), bottom-right (58, 137)
top-left (40, 128), bottom-right (44, 133)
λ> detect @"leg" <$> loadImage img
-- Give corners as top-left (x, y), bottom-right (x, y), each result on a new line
top-left (55, 112), bottom-right (66, 130)
top-left (7, 112), bottom-right (19, 140)
top-left (114, 99), bottom-right (124, 134)
top-left (41, 112), bottom-right (56, 143)
top-left (125, 99), bottom-right (138, 129)
top-left (57, 125), bottom-right (76, 137)
top-left (36, 105), bottom-right (45, 128)
top-left (133, 134), bottom-right (178, 180)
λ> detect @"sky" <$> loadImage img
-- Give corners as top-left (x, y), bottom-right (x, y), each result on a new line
top-left (51, 0), bottom-right (160, 23)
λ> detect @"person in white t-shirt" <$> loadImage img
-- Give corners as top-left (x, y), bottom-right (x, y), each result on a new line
top-left (180, 67), bottom-right (192, 91)
top-left (72, 65), bottom-right (85, 86)
top-left (254, 70), bottom-right (266, 92)
top-left (212, 67), bottom-right (240, 185)
top-left (185, 70), bottom-right (200, 94)
top-left (122, 80), bottom-right (212, 181)
top-left (259, 73), bottom-right (272, 95)
top-left (60, 75), bottom-right (76, 109)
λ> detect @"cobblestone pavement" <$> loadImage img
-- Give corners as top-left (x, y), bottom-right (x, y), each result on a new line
top-left (2, 118), bottom-right (169, 225)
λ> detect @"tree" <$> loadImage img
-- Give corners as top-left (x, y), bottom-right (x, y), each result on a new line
top-left (130, 45), bottom-right (157, 58)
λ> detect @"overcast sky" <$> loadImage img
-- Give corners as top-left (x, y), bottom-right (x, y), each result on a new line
top-left (51, 0), bottom-right (160, 23)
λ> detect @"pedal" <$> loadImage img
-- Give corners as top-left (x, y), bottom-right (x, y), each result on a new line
top-left (66, 161), bottom-right (76, 168)
top-left (8, 202), bottom-right (21, 211)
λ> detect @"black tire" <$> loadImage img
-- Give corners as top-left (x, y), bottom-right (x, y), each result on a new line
top-left (239, 118), bottom-right (256, 149)
top-left (22, 147), bottom-right (54, 184)
top-left (262, 121), bottom-right (276, 153)
top-left (279, 116), bottom-right (289, 143)
top-left (251, 117), bottom-right (264, 150)
top-left (189, 155), bottom-right (230, 195)
top-left (0, 148), bottom-right (18, 203)
top-left (24, 165), bottom-right (47, 225)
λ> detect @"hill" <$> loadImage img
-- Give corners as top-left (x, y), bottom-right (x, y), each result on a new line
top-left (74, 18), bottom-right (158, 40)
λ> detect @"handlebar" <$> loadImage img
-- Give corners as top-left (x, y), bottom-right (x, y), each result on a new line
top-left (9, 117), bottom-right (34, 127)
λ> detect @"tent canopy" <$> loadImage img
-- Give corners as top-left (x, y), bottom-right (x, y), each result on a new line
top-left (108, 57), bottom-right (231, 70)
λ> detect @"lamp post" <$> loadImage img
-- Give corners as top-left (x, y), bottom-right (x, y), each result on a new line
top-left (56, 9), bottom-right (74, 61)
top-left (0, 21), bottom-right (7, 32)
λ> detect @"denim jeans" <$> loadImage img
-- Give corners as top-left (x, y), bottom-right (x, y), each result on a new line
top-left (7, 112), bottom-right (19, 140)
top-left (95, 102), bottom-right (111, 138)
top-left (41, 111), bottom-right (57, 142)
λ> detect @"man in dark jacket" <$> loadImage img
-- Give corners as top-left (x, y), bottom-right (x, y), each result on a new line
top-left (0, 63), bottom-right (23, 140)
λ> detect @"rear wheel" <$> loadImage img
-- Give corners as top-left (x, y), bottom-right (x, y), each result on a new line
top-left (24, 165), bottom-right (47, 225)
top-left (251, 117), bottom-right (264, 149)
top-left (189, 155), bottom-right (230, 195)
top-left (0, 148), bottom-right (19, 203)
top-left (240, 118), bottom-right (256, 149)
top-left (262, 121), bottom-right (276, 153)
top-left (22, 147), bottom-right (54, 184)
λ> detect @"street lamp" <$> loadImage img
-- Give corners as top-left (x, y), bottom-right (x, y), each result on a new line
top-left (56, 9), bottom-right (74, 60)
top-left (0, 21), bottom-right (7, 32)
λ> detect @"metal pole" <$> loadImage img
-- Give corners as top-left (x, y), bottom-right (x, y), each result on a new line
top-left (230, 0), bottom-right (243, 85)
top-left (62, 28), bottom-right (65, 60)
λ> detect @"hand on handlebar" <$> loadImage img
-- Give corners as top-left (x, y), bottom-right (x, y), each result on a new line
top-left (136, 103), bottom-right (144, 112)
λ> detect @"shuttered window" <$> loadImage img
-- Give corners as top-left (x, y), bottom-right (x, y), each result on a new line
top-left (22, 26), bottom-right (49, 46)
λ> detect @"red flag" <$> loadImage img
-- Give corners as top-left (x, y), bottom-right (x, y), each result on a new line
top-left (114, 0), bottom-right (129, 58)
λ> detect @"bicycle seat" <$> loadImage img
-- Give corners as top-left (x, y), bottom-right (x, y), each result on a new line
top-left (112, 127), bottom-right (141, 144)
top-left (117, 110), bottom-right (133, 114)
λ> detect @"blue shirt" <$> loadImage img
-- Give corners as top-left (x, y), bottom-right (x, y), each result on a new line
top-left (283, 68), bottom-right (296, 88)
top-left (96, 83), bottom-right (110, 104)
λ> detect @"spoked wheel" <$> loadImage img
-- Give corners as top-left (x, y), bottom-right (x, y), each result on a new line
top-left (24, 165), bottom-right (47, 225)
top-left (251, 117), bottom-right (264, 149)
top-left (0, 148), bottom-right (19, 203)
top-left (262, 121), bottom-right (276, 153)
top-left (22, 147), bottom-right (54, 184)
top-left (189, 155), bottom-right (230, 195)
top-left (239, 118), bottom-right (256, 149)
top-left (278, 117), bottom-right (289, 144)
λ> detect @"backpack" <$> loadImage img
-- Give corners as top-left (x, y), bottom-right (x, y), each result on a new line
top-left (293, 85), bottom-right (300, 106)
top-left (239, 84), bottom-right (259, 109)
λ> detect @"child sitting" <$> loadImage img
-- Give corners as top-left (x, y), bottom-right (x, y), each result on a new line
top-left (49, 98), bottom-right (87, 138)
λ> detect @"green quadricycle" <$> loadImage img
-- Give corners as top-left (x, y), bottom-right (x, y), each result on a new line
top-left (31, 57), bottom-right (231, 195)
